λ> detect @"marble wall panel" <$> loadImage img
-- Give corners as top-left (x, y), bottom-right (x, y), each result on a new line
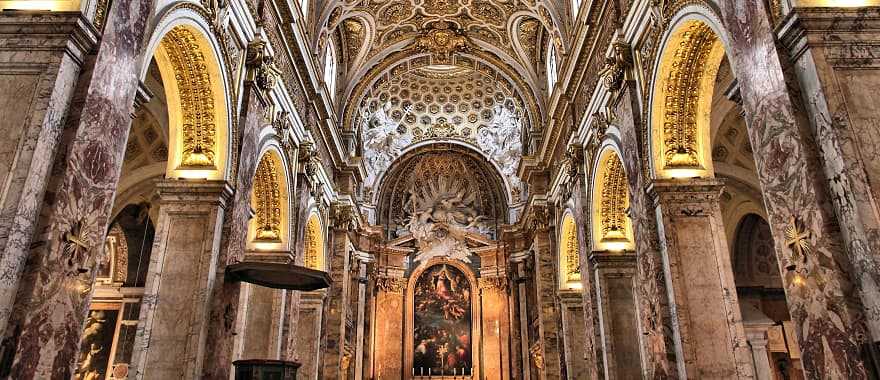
top-left (558, 292), bottom-right (588, 380)
top-left (591, 253), bottom-right (640, 380)
top-left (296, 292), bottom-right (326, 380)
top-left (241, 284), bottom-right (277, 358)
top-left (372, 285), bottom-right (404, 380)
top-left (531, 230), bottom-right (563, 380)
top-left (481, 282), bottom-right (511, 380)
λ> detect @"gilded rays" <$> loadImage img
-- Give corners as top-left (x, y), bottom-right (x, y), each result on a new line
top-left (253, 154), bottom-right (283, 242)
top-left (160, 26), bottom-right (217, 168)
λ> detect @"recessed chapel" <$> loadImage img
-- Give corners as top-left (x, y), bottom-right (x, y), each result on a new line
top-left (0, 0), bottom-right (876, 379)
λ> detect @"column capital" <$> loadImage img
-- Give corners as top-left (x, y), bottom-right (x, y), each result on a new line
top-left (0, 11), bottom-right (98, 64)
top-left (589, 251), bottom-right (636, 269)
top-left (647, 178), bottom-right (725, 209)
top-left (155, 179), bottom-right (233, 207)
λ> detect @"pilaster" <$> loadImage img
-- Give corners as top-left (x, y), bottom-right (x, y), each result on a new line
top-left (531, 228), bottom-right (563, 380)
top-left (557, 290), bottom-right (589, 380)
top-left (479, 275), bottom-right (511, 380)
top-left (648, 178), bottom-right (753, 379)
top-left (129, 179), bottom-right (232, 380)
top-left (589, 251), bottom-right (640, 380)
top-left (371, 274), bottom-right (406, 380)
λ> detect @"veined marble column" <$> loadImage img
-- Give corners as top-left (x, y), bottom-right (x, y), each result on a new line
top-left (129, 180), bottom-right (232, 379)
top-left (0, 2), bottom-right (155, 378)
top-left (0, 12), bottom-right (96, 338)
top-left (720, 2), bottom-right (873, 377)
top-left (531, 228), bottom-right (563, 380)
top-left (509, 250), bottom-right (531, 380)
top-left (296, 290), bottom-right (327, 380)
top-left (353, 252), bottom-right (373, 380)
top-left (558, 290), bottom-right (589, 380)
top-left (589, 251), bottom-right (641, 380)
top-left (371, 275), bottom-right (406, 380)
top-left (648, 179), bottom-right (753, 379)
top-left (480, 276), bottom-right (511, 380)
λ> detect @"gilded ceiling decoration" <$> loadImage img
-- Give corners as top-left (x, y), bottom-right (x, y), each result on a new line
top-left (252, 153), bottom-right (283, 242)
top-left (160, 26), bottom-right (218, 168)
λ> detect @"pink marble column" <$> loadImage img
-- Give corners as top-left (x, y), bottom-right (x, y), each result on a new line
top-left (479, 276), bottom-right (511, 380)
top-left (0, 2), bottom-right (156, 378)
top-left (0, 12), bottom-right (96, 337)
top-left (648, 179), bottom-right (753, 379)
top-left (589, 251), bottom-right (641, 380)
top-left (720, 2), bottom-right (872, 377)
top-left (129, 180), bottom-right (232, 379)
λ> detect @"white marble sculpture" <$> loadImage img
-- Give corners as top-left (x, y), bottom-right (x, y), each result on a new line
top-left (478, 105), bottom-right (523, 193)
top-left (362, 102), bottom-right (412, 187)
top-left (405, 176), bottom-right (486, 263)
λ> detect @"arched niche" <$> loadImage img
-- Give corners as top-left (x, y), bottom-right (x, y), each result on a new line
top-left (303, 212), bottom-right (326, 271)
top-left (650, 18), bottom-right (726, 179)
top-left (591, 148), bottom-right (634, 252)
top-left (375, 144), bottom-right (509, 241)
top-left (248, 150), bottom-right (290, 251)
top-left (405, 259), bottom-right (481, 379)
top-left (558, 213), bottom-right (581, 290)
top-left (152, 24), bottom-right (230, 181)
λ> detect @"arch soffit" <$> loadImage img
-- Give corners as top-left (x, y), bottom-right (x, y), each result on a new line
top-left (590, 143), bottom-right (633, 251)
top-left (140, 7), bottom-right (234, 181)
top-left (646, 4), bottom-right (733, 180)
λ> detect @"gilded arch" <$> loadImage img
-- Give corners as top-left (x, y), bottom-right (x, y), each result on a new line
top-left (303, 213), bottom-right (326, 270)
top-left (650, 18), bottom-right (726, 179)
top-left (558, 213), bottom-right (581, 290)
top-left (592, 148), bottom-right (633, 252)
top-left (249, 150), bottom-right (290, 250)
top-left (151, 22), bottom-right (231, 180)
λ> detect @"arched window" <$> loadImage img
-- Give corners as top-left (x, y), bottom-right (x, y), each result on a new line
top-left (300, 0), bottom-right (309, 19)
top-left (571, 0), bottom-right (580, 20)
top-left (324, 42), bottom-right (338, 100)
top-left (546, 43), bottom-right (558, 96)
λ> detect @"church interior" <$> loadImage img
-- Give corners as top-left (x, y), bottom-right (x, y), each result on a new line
top-left (0, 0), bottom-right (878, 379)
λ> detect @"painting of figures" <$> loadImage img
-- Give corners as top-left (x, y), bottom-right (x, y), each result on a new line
top-left (412, 264), bottom-right (473, 376)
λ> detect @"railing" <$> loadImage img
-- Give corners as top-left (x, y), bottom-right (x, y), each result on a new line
top-left (411, 367), bottom-right (473, 379)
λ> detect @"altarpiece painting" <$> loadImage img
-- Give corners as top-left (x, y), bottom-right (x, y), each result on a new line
top-left (412, 264), bottom-right (473, 376)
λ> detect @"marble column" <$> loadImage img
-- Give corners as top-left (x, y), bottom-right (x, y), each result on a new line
top-left (320, 228), bottom-right (353, 379)
top-left (353, 252), bottom-right (372, 380)
top-left (296, 290), bottom-right (327, 380)
top-left (720, 2), bottom-right (872, 377)
top-left (480, 276), bottom-right (511, 380)
top-left (780, 5), bottom-right (880, 350)
top-left (742, 319), bottom-right (774, 380)
top-left (0, 12), bottom-right (97, 338)
top-left (557, 290), bottom-right (589, 380)
top-left (648, 179), bottom-right (753, 379)
top-left (531, 228), bottom-right (563, 380)
top-left (0, 2), bottom-right (156, 378)
top-left (128, 180), bottom-right (232, 379)
top-left (371, 276), bottom-right (406, 380)
top-left (590, 251), bottom-right (641, 380)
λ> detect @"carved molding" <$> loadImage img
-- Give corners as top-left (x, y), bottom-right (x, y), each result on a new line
top-left (376, 276), bottom-right (407, 294)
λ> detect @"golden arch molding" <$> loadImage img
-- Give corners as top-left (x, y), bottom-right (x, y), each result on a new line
top-left (152, 23), bottom-right (230, 181)
top-left (649, 18), bottom-right (726, 179)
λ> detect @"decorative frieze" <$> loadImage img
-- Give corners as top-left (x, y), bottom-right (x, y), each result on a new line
top-left (375, 276), bottom-right (407, 294)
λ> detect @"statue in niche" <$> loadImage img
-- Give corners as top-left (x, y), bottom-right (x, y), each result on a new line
top-left (477, 105), bottom-right (523, 195)
top-left (361, 101), bottom-right (412, 187)
top-left (404, 175), bottom-right (487, 263)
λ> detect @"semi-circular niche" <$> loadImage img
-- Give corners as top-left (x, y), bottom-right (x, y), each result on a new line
top-left (558, 213), bottom-right (581, 290)
top-left (592, 149), bottom-right (634, 252)
top-left (248, 151), bottom-right (290, 251)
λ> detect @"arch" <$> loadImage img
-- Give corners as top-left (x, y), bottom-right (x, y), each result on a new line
top-left (591, 147), bottom-right (634, 252)
top-left (546, 40), bottom-right (559, 96)
top-left (303, 212), bottom-right (326, 271)
top-left (248, 149), bottom-right (291, 251)
top-left (144, 13), bottom-right (232, 181)
top-left (649, 17), bottom-right (728, 179)
top-left (405, 258), bottom-right (481, 379)
top-left (558, 212), bottom-right (581, 290)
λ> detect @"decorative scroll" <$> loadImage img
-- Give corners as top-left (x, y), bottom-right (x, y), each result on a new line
top-left (161, 27), bottom-right (218, 168)
top-left (412, 264), bottom-right (473, 375)
top-left (252, 154), bottom-right (283, 242)
top-left (414, 22), bottom-right (470, 62)
top-left (661, 22), bottom-right (717, 169)
top-left (600, 154), bottom-right (628, 241)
